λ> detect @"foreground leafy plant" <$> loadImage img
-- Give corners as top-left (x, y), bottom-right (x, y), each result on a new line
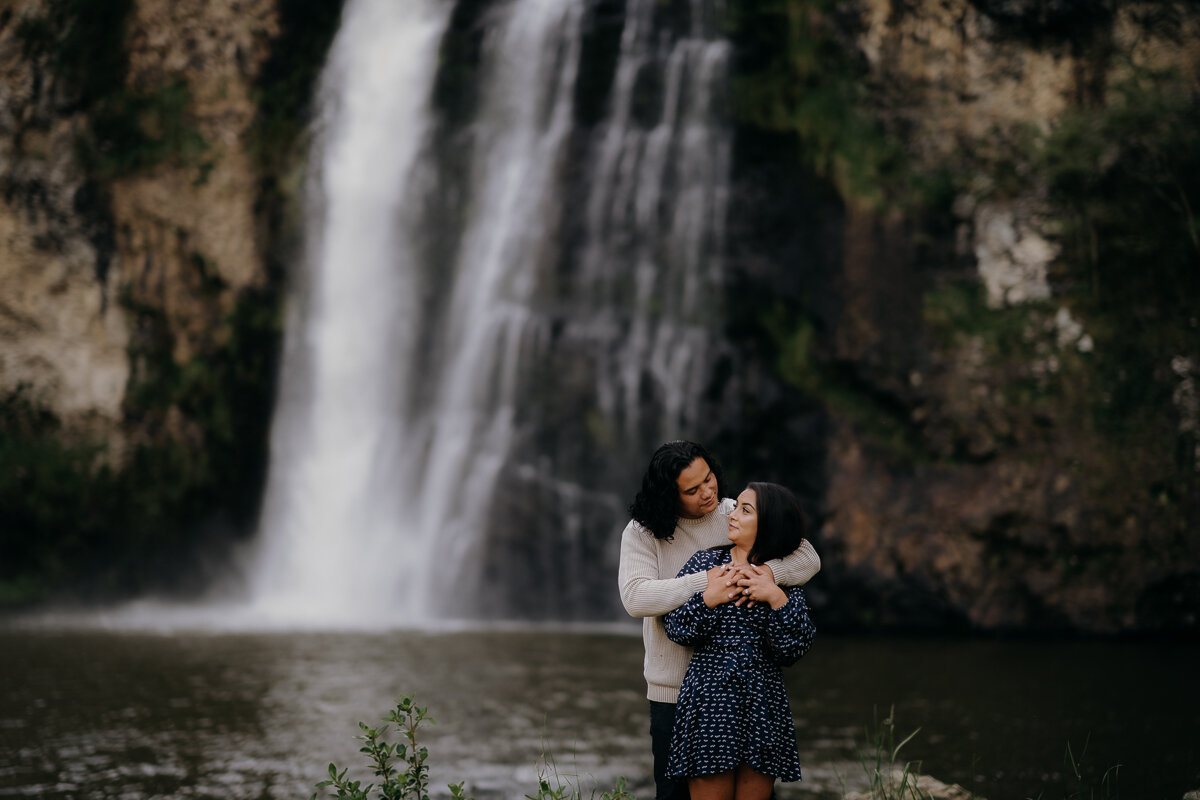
top-left (313, 696), bottom-right (634, 800)
top-left (312, 696), bottom-right (469, 800)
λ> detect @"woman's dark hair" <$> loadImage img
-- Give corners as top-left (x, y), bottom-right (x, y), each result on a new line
top-left (744, 481), bottom-right (807, 564)
top-left (628, 440), bottom-right (727, 540)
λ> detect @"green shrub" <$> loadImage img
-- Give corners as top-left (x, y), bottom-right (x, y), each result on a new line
top-left (80, 80), bottom-right (210, 178)
top-left (727, 0), bottom-right (935, 211)
top-left (0, 287), bottom-right (281, 608)
top-left (0, 386), bottom-right (117, 602)
top-left (313, 697), bottom-right (635, 800)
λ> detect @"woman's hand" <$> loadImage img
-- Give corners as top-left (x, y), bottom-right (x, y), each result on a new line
top-left (733, 564), bottom-right (788, 609)
top-left (702, 564), bottom-right (739, 608)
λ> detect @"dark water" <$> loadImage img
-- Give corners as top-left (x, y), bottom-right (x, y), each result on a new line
top-left (1, 626), bottom-right (1197, 800)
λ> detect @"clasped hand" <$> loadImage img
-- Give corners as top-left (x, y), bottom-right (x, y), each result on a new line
top-left (702, 563), bottom-right (779, 608)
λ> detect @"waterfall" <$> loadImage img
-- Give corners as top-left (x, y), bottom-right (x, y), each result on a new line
top-left (473, 0), bottom-right (735, 618)
top-left (245, 0), bottom-right (732, 625)
top-left (576, 0), bottom-right (732, 445)
top-left (246, 0), bottom-right (453, 625)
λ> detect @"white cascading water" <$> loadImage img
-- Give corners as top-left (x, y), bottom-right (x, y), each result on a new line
top-left (405, 0), bottom-right (584, 610)
top-left (245, 0), bottom-right (453, 625)
top-left (246, 0), bottom-right (585, 625)
top-left (499, 0), bottom-right (734, 618)
top-left (576, 0), bottom-right (732, 444)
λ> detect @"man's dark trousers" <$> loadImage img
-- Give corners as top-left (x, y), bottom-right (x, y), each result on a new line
top-left (650, 701), bottom-right (689, 800)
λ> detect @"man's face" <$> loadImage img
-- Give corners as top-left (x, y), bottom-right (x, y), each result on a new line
top-left (676, 457), bottom-right (719, 519)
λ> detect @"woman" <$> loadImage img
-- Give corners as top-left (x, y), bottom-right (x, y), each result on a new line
top-left (663, 481), bottom-right (816, 800)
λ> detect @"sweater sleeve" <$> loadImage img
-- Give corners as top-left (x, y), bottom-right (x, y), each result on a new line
top-left (763, 586), bottom-right (816, 667)
top-left (762, 538), bottom-right (821, 588)
top-left (663, 552), bottom-right (720, 647)
top-left (618, 520), bottom-right (708, 618)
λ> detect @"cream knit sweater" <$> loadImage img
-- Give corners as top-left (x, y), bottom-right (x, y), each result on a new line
top-left (617, 497), bottom-right (822, 702)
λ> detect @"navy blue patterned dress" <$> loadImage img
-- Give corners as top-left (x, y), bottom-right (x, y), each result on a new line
top-left (664, 547), bottom-right (815, 782)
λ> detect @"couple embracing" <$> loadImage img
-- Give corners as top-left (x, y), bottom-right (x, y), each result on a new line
top-left (618, 441), bottom-right (821, 800)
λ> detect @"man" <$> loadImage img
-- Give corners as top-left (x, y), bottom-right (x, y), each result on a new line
top-left (617, 440), bottom-right (821, 800)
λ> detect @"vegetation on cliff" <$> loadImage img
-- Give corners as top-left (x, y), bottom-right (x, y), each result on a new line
top-left (0, 287), bottom-right (279, 605)
top-left (0, 0), bottom-right (343, 607)
top-left (14, 0), bottom-right (209, 177)
top-left (724, 0), bottom-right (1199, 631)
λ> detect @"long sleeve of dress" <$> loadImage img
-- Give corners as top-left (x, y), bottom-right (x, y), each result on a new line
top-left (618, 520), bottom-right (708, 618)
top-left (662, 551), bottom-right (721, 647)
top-left (763, 586), bottom-right (816, 667)
top-left (762, 539), bottom-right (821, 589)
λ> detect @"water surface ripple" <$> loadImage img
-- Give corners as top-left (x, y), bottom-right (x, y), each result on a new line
top-left (2, 628), bottom-right (1196, 800)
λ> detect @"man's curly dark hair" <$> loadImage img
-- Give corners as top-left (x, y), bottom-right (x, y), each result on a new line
top-left (628, 440), bottom-right (727, 540)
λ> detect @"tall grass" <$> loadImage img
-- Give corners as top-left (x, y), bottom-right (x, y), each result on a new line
top-left (1026, 735), bottom-right (1121, 800)
top-left (838, 706), bottom-right (938, 800)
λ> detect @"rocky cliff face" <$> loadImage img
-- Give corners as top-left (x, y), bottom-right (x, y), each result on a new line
top-left (0, 0), bottom-right (292, 601)
top-left (782, 0), bottom-right (1200, 633)
top-left (0, 0), bottom-right (128, 440)
top-left (112, 0), bottom-right (279, 455)
top-left (0, 0), bottom-right (277, 444)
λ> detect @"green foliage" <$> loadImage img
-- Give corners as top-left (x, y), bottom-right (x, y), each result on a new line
top-left (0, 389), bottom-right (209, 604)
top-left (1025, 735), bottom-right (1121, 800)
top-left (1036, 63), bottom-right (1199, 466)
top-left (313, 697), bottom-right (634, 800)
top-left (522, 745), bottom-right (636, 800)
top-left (314, 698), bottom-right (441, 800)
top-left (1040, 64), bottom-right (1200, 314)
top-left (526, 775), bottom-right (634, 800)
top-left (727, 0), bottom-right (929, 210)
top-left (0, 289), bottom-right (281, 608)
top-left (737, 3), bottom-right (1197, 467)
top-left (121, 285), bottom-right (282, 522)
top-left (2, 0), bottom-right (289, 607)
top-left (838, 706), bottom-right (935, 800)
top-left (839, 710), bottom-right (1123, 800)
top-left (15, 0), bottom-right (208, 179)
top-left (0, 386), bottom-right (115, 600)
top-left (765, 305), bottom-right (926, 461)
top-left (252, 0), bottom-right (347, 175)
top-left (79, 80), bottom-right (210, 179)
top-left (921, 281), bottom-right (1035, 357)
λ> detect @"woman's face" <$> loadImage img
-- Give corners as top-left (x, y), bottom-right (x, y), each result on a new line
top-left (727, 488), bottom-right (758, 551)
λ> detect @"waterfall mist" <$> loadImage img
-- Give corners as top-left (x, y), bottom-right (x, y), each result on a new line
top-left (245, 0), bottom-right (735, 625)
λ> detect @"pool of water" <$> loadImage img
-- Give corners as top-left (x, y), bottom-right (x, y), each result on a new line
top-left (1, 625), bottom-right (1197, 800)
